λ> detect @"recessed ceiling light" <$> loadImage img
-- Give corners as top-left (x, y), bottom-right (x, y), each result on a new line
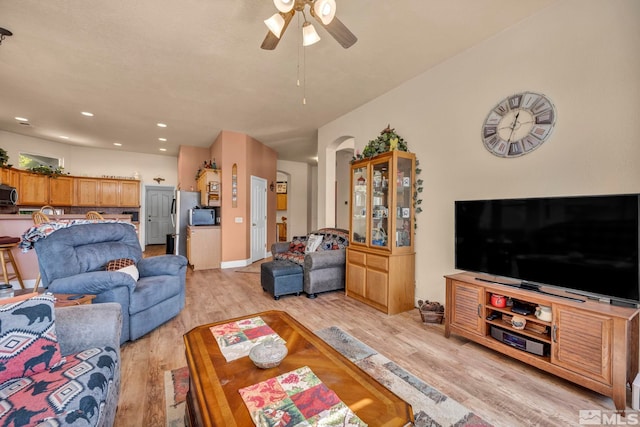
top-left (157, 123), bottom-right (167, 128)
top-left (159, 148), bottom-right (167, 152)
top-left (15, 116), bottom-right (28, 121)
top-left (158, 137), bottom-right (167, 142)
top-left (81, 111), bottom-right (94, 117)
top-left (113, 142), bottom-right (122, 146)
top-left (59, 135), bottom-right (69, 139)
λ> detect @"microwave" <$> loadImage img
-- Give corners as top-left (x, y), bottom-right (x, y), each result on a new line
top-left (0, 184), bottom-right (17, 206)
top-left (188, 208), bottom-right (219, 226)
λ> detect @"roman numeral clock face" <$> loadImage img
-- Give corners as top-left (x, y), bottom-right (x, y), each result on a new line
top-left (482, 92), bottom-right (557, 157)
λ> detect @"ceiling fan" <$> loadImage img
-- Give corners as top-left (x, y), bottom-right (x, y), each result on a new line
top-left (261, 0), bottom-right (357, 50)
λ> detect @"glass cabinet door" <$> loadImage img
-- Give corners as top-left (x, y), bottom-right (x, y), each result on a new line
top-left (395, 156), bottom-right (413, 248)
top-left (371, 160), bottom-right (390, 248)
top-left (351, 166), bottom-right (368, 244)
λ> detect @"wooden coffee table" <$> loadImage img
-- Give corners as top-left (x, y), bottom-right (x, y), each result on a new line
top-left (183, 310), bottom-right (414, 426)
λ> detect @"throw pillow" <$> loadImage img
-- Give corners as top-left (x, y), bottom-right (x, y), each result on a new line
top-left (305, 234), bottom-right (323, 254)
top-left (106, 258), bottom-right (139, 281)
top-left (288, 235), bottom-right (308, 255)
top-left (105, 258), bottom-right (135, 270)
top-left (0, 293), bottom-right (64, 381)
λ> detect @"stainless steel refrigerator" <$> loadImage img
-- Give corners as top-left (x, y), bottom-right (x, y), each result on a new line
top-left (170, 190), bottom-right (200, 257)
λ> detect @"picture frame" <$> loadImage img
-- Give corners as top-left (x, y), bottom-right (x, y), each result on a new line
top-left (276, 182), bottom-right (287, 194)
top-left (402, 208), bottom-right (410, 218)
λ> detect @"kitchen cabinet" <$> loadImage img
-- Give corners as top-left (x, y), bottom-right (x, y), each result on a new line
top-left (120, 180), bottom-right (140, 207)
top-left (18, 173), bottom-right (48, 205)
top-left (99, 180), bottom-right (119, 206)
top-left (345, 150), bottom-right (416, 314)
top-left (74, 177), bottom-right (140, 207)
top-left (1, 167), bottom-right (20, 188)
top-left (48, 176), bottom-right (74, 206)
top-left (10, 170), bottom-right (138, 208)
top-left (18, 172), bottom-right (74, 206)
top-left (75, 178), bottom-right (99, 206)
top-left (186, 226), bottom-right (221, 270)
top-left (444, 272), bottom-right (639, 413)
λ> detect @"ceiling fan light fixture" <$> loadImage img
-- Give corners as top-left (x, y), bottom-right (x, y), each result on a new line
top-left (264, 13), bottom-right (286, 38)
top-left (302, 22), bottom-right (321, 46)
top-left (313, 0), bottom-right (336, 25)
top-left (273, 0), bottom-right (295, 13)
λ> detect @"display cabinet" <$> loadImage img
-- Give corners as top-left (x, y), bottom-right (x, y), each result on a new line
top-left (346, 150), bottom-right (416, 314)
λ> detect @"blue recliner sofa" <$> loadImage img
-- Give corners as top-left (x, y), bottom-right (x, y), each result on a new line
top-left (33, 222), bottom-right (188, 344)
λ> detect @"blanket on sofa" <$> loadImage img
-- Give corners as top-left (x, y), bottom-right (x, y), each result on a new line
top-left (274, 228), bottom-right (349, 265)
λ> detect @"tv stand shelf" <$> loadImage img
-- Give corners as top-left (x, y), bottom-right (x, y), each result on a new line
top-left (445, 272), bottom-right (639, 413)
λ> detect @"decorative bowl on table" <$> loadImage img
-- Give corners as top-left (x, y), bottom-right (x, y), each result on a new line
top-left (249, 338), bottom-right (288, 369)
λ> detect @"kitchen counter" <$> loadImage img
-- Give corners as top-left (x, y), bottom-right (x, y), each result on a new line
top-left (0, 214), bottom-right (134, 285)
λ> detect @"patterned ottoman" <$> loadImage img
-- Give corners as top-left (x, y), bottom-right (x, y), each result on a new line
top-left (260, 260), bottom-right (303, 300)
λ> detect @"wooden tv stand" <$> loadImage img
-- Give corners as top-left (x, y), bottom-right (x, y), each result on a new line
top-left (444, 272), bottom-right (639, 413)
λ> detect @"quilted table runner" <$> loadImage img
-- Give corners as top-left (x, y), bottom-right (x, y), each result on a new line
top-left (239, 366), bottom-right (367, 426)
top-left (209, 316), bottom-right (284, 362)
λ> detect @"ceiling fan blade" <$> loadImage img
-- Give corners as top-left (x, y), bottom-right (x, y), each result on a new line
top-left (315, 15), bottom-right (357, 49)
top-left (261, 10), bottom-right (295, 50)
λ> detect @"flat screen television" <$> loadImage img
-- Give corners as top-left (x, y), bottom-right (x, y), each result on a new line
top-left (455, 194), bottom-right (640, 306)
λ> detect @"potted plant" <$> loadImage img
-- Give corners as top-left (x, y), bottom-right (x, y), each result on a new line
top-left (0, 148), bottom-right (8, 167)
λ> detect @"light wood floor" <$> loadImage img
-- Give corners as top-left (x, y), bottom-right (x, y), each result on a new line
top-left (115, 245), bottom-right (628, 426)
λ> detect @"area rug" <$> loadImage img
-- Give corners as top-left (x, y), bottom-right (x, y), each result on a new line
top-left (234, 259), bottom-right (269, 274)
top-left (164, 366), bottom-right (189, 427)
top-left (315, 327), bottom-right (492, 427)
top-left (164, 327), bottom-right (492, 427)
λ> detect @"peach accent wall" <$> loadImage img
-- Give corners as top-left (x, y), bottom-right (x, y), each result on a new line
top-left (177, 145), bottom-right (209, 191)
top-left (196, 130), bottom-right (277, 264)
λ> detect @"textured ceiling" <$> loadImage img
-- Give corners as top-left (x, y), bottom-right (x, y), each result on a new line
top-left (0, 0), bottom-right (555, 163)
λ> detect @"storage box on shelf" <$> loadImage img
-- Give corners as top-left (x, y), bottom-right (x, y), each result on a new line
top-left (445, 272), bottom-right (639, 413)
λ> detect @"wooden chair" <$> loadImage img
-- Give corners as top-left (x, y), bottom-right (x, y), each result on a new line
top-left (0, 237), bottom-right (25, 289)
top-left (32, 210), bottom-right (50, 226)
top-left (40, 205), bottom-right (56, 214)
top-left (31, 210), bottom-right (51, 291)
top-left (86, 211), bottom-right (105, 220)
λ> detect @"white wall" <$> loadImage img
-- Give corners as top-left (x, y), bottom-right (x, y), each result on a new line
top-left (318, 0), bottom-right (640, 304)
top-left (276, 160), bottom-right (309, 237)
top-left (0, 131), bottom-right (178, 185)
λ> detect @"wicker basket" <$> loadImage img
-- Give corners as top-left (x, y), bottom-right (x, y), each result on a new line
top-left (419, 310), bottom-right (444, 324)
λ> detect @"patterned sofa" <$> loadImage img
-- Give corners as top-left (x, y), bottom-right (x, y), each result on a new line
top-left (271, 228), bottom-right (349, 298)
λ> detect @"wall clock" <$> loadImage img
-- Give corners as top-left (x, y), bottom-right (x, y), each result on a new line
top-left (481, 91), bottom-right (556, 158)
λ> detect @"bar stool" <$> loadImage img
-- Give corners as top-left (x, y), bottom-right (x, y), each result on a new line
top-left (86, 211), bottom-right (105, 220)
top-left (0, 236), bottom-right (25, 289)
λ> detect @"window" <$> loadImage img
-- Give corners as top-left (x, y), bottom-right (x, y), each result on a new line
top-left (19, 153), bottom-right (62, 169)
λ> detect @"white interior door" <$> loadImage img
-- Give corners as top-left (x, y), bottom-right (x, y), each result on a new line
top-left (250, 176), bottom-right (267, 262)
top-left (145, 187), bottom-right (174, 245)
